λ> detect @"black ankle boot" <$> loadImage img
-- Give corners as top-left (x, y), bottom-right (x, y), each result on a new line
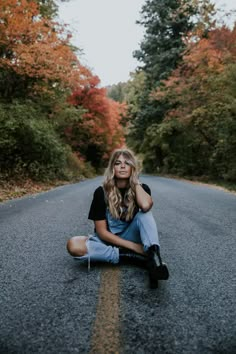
top-left (119, 248), bottom-right (147, 268)
top-left (147, 245), bottom-right (169, 289)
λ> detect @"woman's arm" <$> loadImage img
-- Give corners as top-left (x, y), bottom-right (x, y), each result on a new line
top-left (135, 184), bottom-right (153, 212)
top-left (95, 220), bottom-right (145, 255)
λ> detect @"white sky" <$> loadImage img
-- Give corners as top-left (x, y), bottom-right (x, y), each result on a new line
top-left (58, 0), bottom-right (235, 87)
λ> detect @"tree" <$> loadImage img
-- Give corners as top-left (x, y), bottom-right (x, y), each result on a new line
top-left (66, 76), bottom-right (126, 168)
top-left (35, 0), bottom-right (58, 19)
top-left (147, 25), bottom-right (236, 180)
top-left (127, 0), bottom-right (217, 156)
top-left (127, 0), bottom-right (200, 153)
top-left (0, 0), bottom-right (89, 100)
top-left (134, 0), bottom-right (198, 86)
top-left (0, 100), bottom-right (68, 180)
top-left (0, 0), bottom-right (104, 180)
top-left (107, 82), bottom-right (127, 103)
top-left (35, 0), bottom-right (72, 19)
top-left (0, 0), bottom-right (125, 180)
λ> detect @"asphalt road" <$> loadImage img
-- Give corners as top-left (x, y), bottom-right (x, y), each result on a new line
top-left (0, 176), bottom-right (235, 354)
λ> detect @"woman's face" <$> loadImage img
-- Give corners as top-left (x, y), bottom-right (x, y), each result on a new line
top-left (113, 154), bottom-right (132, 180)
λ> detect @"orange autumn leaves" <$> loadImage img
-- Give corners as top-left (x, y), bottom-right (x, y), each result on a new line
top-left (0, 0), bottom-right (91, 89)
top-left (143, 24), bottom-right (236, 180)
top-left (0, 0), bottom-right (126, 163)
top-left (153, 26), bottom-right (236, 121)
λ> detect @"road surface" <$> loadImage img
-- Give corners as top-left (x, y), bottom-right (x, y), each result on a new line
top-left (0, 176), bottom-right (235, 353)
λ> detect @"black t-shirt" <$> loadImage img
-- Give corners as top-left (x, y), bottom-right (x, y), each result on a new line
top-left (88, 184), bottom-right (151, 221)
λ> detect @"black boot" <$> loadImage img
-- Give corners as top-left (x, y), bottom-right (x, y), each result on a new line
top-left (147, 245), bottom-right (169, 289)
top-left (119, 248), bottom-right (147, 268)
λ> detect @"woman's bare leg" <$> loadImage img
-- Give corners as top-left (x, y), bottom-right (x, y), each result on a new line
top-left (67, 236), bottom-right (120, 264)
top-left (67, 236), bottom-right (88, 257)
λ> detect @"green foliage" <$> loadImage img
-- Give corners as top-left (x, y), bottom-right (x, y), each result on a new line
top-left (126, 83), bottom-right (171, 152)
top-left (134, 0), bottom-right (197, 86)
top-left (0, 101), bottom-right (68, 180)
top-left (142, 120), bottom-right (194, 174)
top-left (65, 151), bottom-right (96, 179)
top-left (35, 0), bottom-right (58, 19)
top-left (127, 0), bottom-right (200, 152)
top-left (141, 63), bottom-right (236, 182)
top-left (0, 68), bottom-right (34, 102)
top-left (124, 71), bottom-right (147, 118)
top-left (126, 1), bottom-right (236, 182)
top-left (35, 0), bottom-right (71, 19)
top-left (107, 82), bottom-right (127, 103)
top-left (0, 0), bottom-right (119, 185)
top-left (142, 119), bottom-right (213, 175)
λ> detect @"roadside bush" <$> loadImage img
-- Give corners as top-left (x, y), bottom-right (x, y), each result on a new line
top-left (65, 151), bottom-right (96, 180)
top-left (0, 101), bottom-right (68, 180)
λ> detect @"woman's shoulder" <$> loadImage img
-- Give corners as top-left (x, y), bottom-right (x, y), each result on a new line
top-left (141, 183), bottom-right (151, 195)
top-left (93, 185), bottom-right (105, 196)
top-left (141, 183), bottom-right (149, 188)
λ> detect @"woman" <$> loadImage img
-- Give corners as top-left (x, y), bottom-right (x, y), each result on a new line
top-left (67, 148), bottom-right (169, 289)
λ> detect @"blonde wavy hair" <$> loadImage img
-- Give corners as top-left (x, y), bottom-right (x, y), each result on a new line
top-left (103, 148), bottom-right (140, 221)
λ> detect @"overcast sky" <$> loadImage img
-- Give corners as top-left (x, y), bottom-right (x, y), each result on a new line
top-left (58, 0), bottom-right (235, 87)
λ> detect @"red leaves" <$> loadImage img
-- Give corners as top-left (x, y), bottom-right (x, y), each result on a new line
top-left (0, 0), bottom-right (125, 167)
top-left (67, 75), bottom-right (126, 160)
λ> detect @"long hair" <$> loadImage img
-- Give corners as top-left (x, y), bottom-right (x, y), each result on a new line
top-left (103, 148), bottom-right (139, 221)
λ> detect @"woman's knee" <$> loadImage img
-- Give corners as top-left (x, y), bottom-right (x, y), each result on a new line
top-left (67, 236), bottom-right (88, 257)
top-left (135, 210), bottom-right (153, 221)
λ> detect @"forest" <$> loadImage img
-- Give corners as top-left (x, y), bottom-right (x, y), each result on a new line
top-left (0, 0), bottom-right (126, 188)
top-left (109, 0), bottom-right (236, 185)
top-left (1, 0), bottom-right (236, 199)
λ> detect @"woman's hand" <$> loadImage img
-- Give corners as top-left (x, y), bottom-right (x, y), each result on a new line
top-left (130, 176), bottom-right (140, 190)
top-left (129, 242), bottom-right (146, 256)
top-left (134, 184), bottom-right (153, 212)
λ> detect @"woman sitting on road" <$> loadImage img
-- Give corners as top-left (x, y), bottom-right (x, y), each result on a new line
top-left (67, 148), bottom-right (169, 289)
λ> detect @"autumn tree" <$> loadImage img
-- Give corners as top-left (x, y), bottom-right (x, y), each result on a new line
top-left (142, 25), bottom-right (236, 181)
top-left (127, 0), bottom-right (216, 157)
top-left (0, 0), bottom-right (125, 180)
top-left (0, 0), bottom-right (90, 100)
top-left (0, 0), bottom-right (94, 180)
top-left (65, 75), bottom-right (126, 168)
top-left (126, 0), bottom-right (199, 153)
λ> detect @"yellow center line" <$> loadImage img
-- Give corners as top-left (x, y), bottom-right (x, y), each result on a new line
top-left (90, 266), bottom-right (121, 354)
